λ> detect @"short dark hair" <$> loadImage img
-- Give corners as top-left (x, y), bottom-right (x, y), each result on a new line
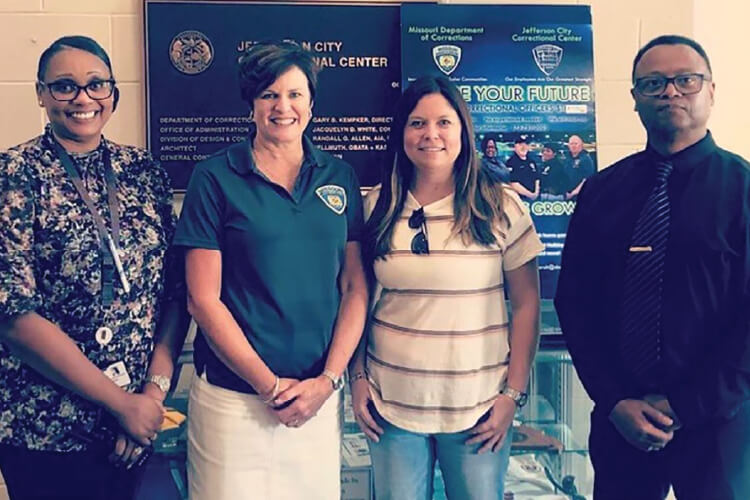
top-left (632, 35), bottom-right (712, 82)
top-left (37, 36), bottom-right (113, 82)
top-left (238, 40), bottom-right (319, 108)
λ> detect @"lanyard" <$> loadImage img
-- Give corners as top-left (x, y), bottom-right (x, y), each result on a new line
top-left (52, 140), bottom-right (130, 305)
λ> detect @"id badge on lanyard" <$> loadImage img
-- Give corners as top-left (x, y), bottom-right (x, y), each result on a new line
top-left (52, 140), bottom-right (130, 305)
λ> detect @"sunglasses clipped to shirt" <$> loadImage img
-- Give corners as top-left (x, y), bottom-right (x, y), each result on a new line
top-left (408, 207), bottom-right (429, 255)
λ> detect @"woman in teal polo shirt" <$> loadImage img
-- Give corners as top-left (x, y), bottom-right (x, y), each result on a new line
top-left (173, 41), bottom-right (368, 500)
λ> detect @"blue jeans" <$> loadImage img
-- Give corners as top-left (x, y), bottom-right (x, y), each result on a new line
top-left (369, 406), bottom-right (512, 500)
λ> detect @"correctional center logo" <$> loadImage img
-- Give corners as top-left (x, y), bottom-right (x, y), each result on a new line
top-left (432, 45), bottom-right (461, 76)
top-left (316, 185), bottom-right (347, 215)
top-left (169, 30), bottom-right (214, 75)
top-left (532, 44), bottom-right (563, 76)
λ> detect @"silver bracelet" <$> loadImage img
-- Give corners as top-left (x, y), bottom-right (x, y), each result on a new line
top-left (261, 375), bottom-right (280, 405)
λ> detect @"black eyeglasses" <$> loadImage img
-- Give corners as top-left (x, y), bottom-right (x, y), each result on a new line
top-left (633, 73), bottom-right (710, 97)
top-left (40, 79), bottom-right (116, 102)
top-left (408, 207), bottom-right (429, 255)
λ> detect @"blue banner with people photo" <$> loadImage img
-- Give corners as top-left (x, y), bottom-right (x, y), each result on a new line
top-left (145, 1), bottom-right (400, 189)
top-left (401, 4), bottom-right (597, 314)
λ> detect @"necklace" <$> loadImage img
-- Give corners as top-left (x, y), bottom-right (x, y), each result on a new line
top-left (250, 147), bottom-right (303, 193)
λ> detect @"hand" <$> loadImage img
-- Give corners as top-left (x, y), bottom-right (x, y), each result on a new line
top-left (465, 395), bottom-right (516, 454)
top-left (109, 392), bottom-right (164, 446)
top-left (109, 433), bottom-right (148, 469)
top-left (350, 377), bottom-right (383, 442)
top-left (644, 394), bottom-right (682, 431)
top-left (261, 377), bottom-right (299, 405)
top-left (609, 399), bottom-right (674, 452)
top-left (142, 381), bottom-right (167, 404)
top-left (272, 376), bottom-right (332, 427)
top-left (528, 184), bottom-right (540, 201)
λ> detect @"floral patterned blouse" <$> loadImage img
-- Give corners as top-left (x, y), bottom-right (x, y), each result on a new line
top-left (0, 125), bottom-right (179, 452)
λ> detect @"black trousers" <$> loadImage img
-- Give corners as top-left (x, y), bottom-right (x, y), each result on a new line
top-left (0, 443), bottom-right (148, 500)
top-left (589, 400), bottom-right (750, 500)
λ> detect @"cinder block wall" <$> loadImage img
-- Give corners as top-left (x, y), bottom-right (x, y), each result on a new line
top-left (1, 1), bottom-right (746, 497)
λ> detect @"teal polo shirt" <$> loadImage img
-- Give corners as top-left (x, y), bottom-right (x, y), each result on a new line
top-left (173, 132), bottom-right (364, 393)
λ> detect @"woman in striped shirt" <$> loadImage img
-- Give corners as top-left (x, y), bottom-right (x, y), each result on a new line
top-left (350, 76), bottom-right (544, 500)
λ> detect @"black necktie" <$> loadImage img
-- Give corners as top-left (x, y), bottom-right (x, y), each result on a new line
top-left (619, 161), bottom-right (674, 384)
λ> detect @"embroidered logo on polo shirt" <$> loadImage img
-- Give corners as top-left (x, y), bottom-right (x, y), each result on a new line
top-left (316, 185), bottom-right (347, 215)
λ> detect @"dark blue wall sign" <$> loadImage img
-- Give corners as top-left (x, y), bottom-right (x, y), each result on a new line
top-left (401, 4), bottom-right (597, 317)
top-left (145, 1), bottom-right (401, 189)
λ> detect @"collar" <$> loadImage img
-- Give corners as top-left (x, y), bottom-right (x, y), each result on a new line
top-left (42, 123), bottom-right (112, 156)
top-left (644, 131), bottom-right (717, 173)
top-left (405, 190), bottom-right (455, 213)
top-left (227, 123), bottom-right (328, 176)
top-left (570, 149), bottom-right (589, 159)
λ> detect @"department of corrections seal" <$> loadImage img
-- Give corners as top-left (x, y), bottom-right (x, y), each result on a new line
top-left (432, 45), bottom-right (461, 76)
top-left (169, 30), bottom-right (214, 75)
top-left (316, 185), bottom-right (347, 215)
top-left (532, 44), bottom-right (563, 76)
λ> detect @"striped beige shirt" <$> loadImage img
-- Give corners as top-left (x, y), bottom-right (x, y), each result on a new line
top-left (364, 185), bottom-right (544, 433)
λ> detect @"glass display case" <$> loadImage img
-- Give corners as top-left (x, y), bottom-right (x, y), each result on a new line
top-left (508, 348), bottom-right (594, 500)
top-left (138, 326), bottom-right (595, 500)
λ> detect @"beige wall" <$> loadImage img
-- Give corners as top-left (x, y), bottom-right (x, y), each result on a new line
top-left (694, 0), bottom-right (750, 159)
top-left (0, 1), bottom-right (742, 497)
top-left (0, 0), bottom-right (143, 151)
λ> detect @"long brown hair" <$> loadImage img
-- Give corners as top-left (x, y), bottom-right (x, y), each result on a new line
top-left (364, 76), bottom-right (506, 263)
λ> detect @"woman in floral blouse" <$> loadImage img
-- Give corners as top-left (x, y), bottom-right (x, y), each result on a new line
top-left (0, 36), bottom-right (188, 500)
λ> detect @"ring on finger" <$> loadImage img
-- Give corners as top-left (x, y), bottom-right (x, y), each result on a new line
top-left (132, 446), bottom-right (143, 457)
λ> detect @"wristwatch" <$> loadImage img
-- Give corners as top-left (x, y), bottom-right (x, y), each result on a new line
top-left (146, 374), bottom-right (171, 394)
top-left (501, 386), bottom-right (528, 408)
top-left (321, 369), bottom-right (344, 391)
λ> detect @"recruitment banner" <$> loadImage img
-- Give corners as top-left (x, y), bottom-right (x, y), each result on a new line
top-left (401, 4), bottom-right (597, 312)
top-left (145, 1), bottom-right (400, 189)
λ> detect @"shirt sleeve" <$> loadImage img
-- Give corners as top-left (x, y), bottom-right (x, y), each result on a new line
top-left (147, 155), bottom-right (185, 304)
top-left (345, 166), bottom-right (365, 242)
top-left (668, 172), bottom-right (750, 427)
top-left (0, 152), bottom-right (42, 321)
top-left (501, 188), bottom-right (545, 271)
top-left (363, 185), bottom-right (381, 222)
top-left (583, 154), bottom-right (596, 177)
top-left (554, 180), bottom-right (635, 415)
top-left (509, 164), bottom-right (522, 184)
top-left (173, 163), bottom-right (224, 250)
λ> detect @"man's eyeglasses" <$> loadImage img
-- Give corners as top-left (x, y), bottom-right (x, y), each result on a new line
top-left (39, 79), bottom-right (116, 102)
top-left (633, 73), bottom-right (710, 97)
top-left (408, 207), bottom-right (429, 255)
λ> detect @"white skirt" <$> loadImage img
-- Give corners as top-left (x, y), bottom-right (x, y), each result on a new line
top-left (187, 372), bottom-right (342, 500)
